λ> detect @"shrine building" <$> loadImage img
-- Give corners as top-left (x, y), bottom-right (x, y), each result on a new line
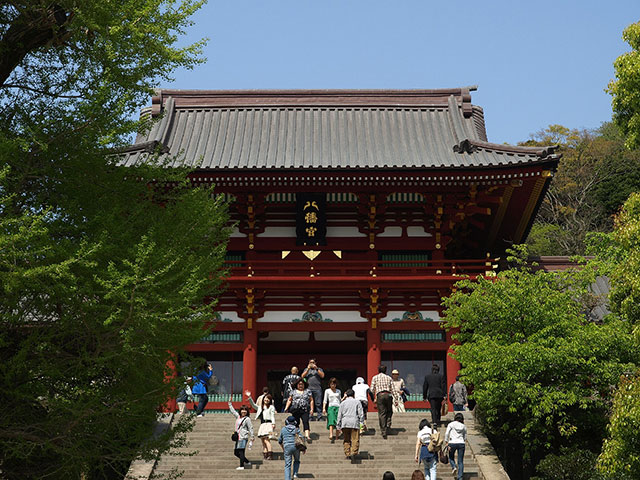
top-left (121, 87), bottom-right (559, 411)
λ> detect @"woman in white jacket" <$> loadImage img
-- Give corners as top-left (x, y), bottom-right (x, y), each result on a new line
top-left (444, 413), bottom-right (467, 480)
top-left (228, 400), bottom-right (254, 470)
top-left (246, 390), bottom-right (276, 460)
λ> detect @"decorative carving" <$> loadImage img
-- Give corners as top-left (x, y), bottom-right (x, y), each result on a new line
top-left (292, 312), bottom-right (333, 322)
top-left (246, 288), bottom-right (255, 329)
top-left (211, 312), bottom-right (233, 323)
top-left (357, 193), bottom-right (386, 249)
top-left (392, 311), bottom-right (426, 322)
top-left (235, 193), bottom-right (266, 249)
top-left (236, 288), bottom-right (265, 329)
top-left (302, 250), bottom-right (321, 261)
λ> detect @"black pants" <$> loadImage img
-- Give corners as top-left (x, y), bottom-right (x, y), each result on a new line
top-left (429, 397), bottom-right (443, 425)
top-left (376, 392), bottom-right (393, 436)
top-left (234, 447), bottom-right (249, 467)
top-left (360, 400), bottom-right (368, 420)
top-left (291, 409), bottom-right (310, 431)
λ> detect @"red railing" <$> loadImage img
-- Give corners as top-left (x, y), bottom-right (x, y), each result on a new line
top-left (224, 258), bottom-right (497, 277)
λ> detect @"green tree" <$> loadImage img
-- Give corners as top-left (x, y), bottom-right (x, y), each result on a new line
top-left (522, 124), bottom-right (640, 255)
top-left (597, 373), bottom-right (640, 479)
top-left (0, 2), bottom-right (230, 479)
top-left (532, 447), bottom-right (603, 480)
top-left (609, 21), bottom-right (640, 149)
top-left (443, 247), bottom-right (638, 479)
top-left (595, 193), bottom-right (640, 479)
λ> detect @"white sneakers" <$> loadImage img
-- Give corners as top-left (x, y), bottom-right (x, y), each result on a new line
top-left (236, 466), bottom-right (244, 470)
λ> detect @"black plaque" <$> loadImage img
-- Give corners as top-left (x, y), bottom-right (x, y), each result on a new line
top-left (296, 193), bottom-right (327, 246)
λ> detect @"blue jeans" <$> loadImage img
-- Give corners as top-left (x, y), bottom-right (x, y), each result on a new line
top-left (423, 457), bottom-right (437, 480)
top-left (195, 394), bottom-right (208, 415)
top-left (420, 446), bottom-right (437, 480)
top-left (310, 389), bottom-right (322, 416)
top-left (453, 404), bottom-right (465, 411)
top-left (449, 443), bottom-right (465, 479)
top-left (284, 445), bottom-right (300, 480)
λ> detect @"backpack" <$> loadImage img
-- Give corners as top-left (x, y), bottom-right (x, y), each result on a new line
top-left (428, 429), bottom-right (443, 453)
top-left (448, 383), bottom-right (455, 403)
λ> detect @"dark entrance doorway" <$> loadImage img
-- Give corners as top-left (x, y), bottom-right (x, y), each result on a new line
top-left (266, 367), bottom-right (358, 411)
top-left (258, 352), bottom-right (367, 412)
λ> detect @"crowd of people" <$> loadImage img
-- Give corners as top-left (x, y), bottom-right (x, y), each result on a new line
top-left (179, 359), bottom-right (470, 480)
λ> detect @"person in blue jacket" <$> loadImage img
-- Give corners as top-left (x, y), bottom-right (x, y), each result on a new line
top-left (279, 415), bottom-right (304, 480)
top-left (191, 363), bottom-right (213, 417)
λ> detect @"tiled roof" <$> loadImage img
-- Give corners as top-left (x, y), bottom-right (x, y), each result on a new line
top-left (119, 88), bottom-right (558, 170)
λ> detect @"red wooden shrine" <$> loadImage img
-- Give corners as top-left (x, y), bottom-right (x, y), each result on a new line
top-left (123, 88), bottom-right (559, 410)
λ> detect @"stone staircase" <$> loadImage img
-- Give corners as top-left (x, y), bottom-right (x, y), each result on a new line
top-left (149, 411), bottom-right (489, 480)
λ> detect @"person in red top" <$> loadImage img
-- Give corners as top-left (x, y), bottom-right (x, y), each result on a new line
top-left (370, 364), bottom-right (394, 438)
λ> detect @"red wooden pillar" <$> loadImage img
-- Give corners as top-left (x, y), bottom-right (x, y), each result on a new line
top-left (445, 330), bottom-right (461, 410)
top-left (367, 328), bottom-right (381, 413)
top-left (243, 328), bottom-right (258, 399)
top-left (164, 353), bottom-right (178, 413)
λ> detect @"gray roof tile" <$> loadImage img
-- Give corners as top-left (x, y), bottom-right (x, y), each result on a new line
top-left (121, 89), bottom-right (557, 170)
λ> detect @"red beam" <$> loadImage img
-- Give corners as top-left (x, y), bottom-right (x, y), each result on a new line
top-left (253, 322), bottom-right (367, 331)
top-left (224, 275), bottom-right (476, 290)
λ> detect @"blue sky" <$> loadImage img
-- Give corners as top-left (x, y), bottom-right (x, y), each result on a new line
top-left (166, 1), bottom-right (638, 145)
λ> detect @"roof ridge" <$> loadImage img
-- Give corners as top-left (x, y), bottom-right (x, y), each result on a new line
top-left (150, 88), bottom-right (478, 116)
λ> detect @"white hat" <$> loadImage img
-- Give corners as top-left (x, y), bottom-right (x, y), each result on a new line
top-left (391, 369), bottom-right (399, 374)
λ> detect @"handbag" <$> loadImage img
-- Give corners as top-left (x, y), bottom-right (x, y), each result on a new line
top-left (231, 417), bottom-right (247, 442)
top-left (439, 445), bottom-right (449, 464)
top-left (294, 433), bottom-right (307, 452)
top-left (441, 400), bottom-right (449, 417)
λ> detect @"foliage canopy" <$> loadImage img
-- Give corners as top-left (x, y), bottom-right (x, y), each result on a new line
top-left (522, 124), bottom-right (640, 256)
top-left (443, 248), bottom-right (638, 478)
top-left (595, 193), bottom-right (640, 479)
top-left (0, 1), bottom-right (230, 479)
top-left (609, 21), bottom-right (640, 149)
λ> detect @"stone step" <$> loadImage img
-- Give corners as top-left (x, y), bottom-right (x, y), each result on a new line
top-left (149, 412), bottom-right (485, 480)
